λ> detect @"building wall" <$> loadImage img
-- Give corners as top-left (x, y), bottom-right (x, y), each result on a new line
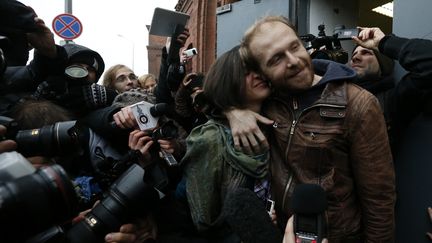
top-left (216, 0), bottom-right (290, 57)
top-left (147, 32), bottom-right (167, 77)
top-left (175, 0), bottom-right (217, 73)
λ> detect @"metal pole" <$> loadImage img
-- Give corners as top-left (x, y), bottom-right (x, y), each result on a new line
top-left (65, 0), bottom-right (72, 14)
top-left (63, 0), bottom-right (73, 44)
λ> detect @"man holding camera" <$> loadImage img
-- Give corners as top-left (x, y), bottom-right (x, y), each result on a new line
top-left (349, 27), bottom-right (432, 242)
top-left (226, 16), bottom-right (395, 242)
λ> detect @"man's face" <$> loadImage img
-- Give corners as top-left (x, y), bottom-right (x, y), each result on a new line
top-left (114, 67), bottom-right (138, 93)
top-left (249, 22), bottom-right (315, 92)
top-left (349, 46), bottom-right (381, 80)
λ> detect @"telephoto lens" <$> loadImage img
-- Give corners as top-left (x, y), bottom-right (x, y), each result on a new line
top-left (66, 164), bottom-right (159, 243)
top-left (0, 164), bottom-right (79, 243)
top-left (15, 120), bottom-right (83, 157)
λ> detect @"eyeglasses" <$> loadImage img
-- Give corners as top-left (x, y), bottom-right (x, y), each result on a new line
top-left (115, 73), bottom-right (138, 83)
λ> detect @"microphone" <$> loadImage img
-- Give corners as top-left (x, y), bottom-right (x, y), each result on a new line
top-left (149, 103), bottom-right (170, 117)
top-left (223, 187), bottom-right (283, 243)
top-left (291, 184), bottom-right (327, 243)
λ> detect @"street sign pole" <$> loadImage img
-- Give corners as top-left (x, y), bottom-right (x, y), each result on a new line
top-left (64, 0), bottom-right (73, 44)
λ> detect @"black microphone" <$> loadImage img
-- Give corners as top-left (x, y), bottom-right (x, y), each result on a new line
top-left (149, 103), bottom-right (170, 117)
top-left (223, 187), bottom-right (283, 243)
top-left (291, 184), bottom-right (327, 243)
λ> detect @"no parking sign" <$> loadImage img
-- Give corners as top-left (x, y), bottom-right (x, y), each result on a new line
top-left (52, 13), bottom-right (83, 40)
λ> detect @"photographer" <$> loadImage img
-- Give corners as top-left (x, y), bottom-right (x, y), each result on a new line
top-left (349, 27), bottom-right (432, 243)
top-left (32, 43), bottom-right (118, 117)
top-left (174, 72), bottom-right (208, 133)
top-left (155, 28), bottom-right (190, 105)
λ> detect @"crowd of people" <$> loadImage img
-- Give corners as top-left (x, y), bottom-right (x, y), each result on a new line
top-left (1, 0), bottom-right (432, 243)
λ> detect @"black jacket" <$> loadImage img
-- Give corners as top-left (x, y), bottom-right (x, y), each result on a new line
top-left (354, 35), bottom-right (432, 151)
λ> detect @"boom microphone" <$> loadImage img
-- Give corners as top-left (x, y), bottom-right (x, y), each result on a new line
top-left (291, 184), bottom-right (327, 243)
top-left (223, 187), bottom-right (283, 243)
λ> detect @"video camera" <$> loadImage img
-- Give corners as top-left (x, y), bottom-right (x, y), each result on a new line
top-left (0, 116), bottom-right (85, 157)
top-left (300, 24), bottom-right (358, 64)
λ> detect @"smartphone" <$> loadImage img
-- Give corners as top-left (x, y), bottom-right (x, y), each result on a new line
top-left (266, 199), bottom-right (275, 215)
top-left (183, 47), bottom-right (198, 57)
top-left (334, 28), bottom-right (359, 40)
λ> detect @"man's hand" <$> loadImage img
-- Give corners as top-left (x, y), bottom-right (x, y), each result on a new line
top-left (27, 17), bottom-right (57, 59)
top-left (352, 27), bottom-right (385, 51)
top-left (113, 106), bottom-right (138, 129)
top-left (225, 109), bottom-right (273, 155)
top-left (105, 217), bottom-right (157, 243)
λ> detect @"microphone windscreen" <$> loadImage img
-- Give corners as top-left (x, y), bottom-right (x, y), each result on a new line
top-left (149, 103), bottom-right (169, 117)
top-left (223, 187), bottom-right (282, 243)
top-left (291, 184), bottom-right (327, 214)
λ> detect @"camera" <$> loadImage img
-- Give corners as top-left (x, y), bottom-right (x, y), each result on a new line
top-left (0, 152), bottom-right (79, 243)
top-left (300, 24), bottom-right (357, 64)
top-left (183, 47), bottom-right (198, 57)
top-left (66, 163), bottom-right (161, 243)
top-left (0, 116), bottom-right (85, 157)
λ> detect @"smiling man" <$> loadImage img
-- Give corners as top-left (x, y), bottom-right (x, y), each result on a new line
top-left (226, 16), bottom-right (396, 242)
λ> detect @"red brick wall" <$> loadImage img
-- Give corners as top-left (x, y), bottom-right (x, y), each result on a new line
top-left (147, 33), bottom-right (167, 78)
top-left (175, 0), bottom-right (218, 73)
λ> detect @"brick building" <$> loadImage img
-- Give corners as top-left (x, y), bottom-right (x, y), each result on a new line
top-left (146, 0), bottom-right (241, 76)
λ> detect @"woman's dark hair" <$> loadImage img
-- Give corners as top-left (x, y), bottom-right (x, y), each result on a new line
top-left (203, 45), bottom-right (248, 114)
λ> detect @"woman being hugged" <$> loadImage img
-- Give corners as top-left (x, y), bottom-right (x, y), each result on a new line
top-left (182, 46), bottom-right (273, 237)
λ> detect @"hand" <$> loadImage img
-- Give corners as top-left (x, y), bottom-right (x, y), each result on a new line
top-left (128, 130), bottom-right (153, 164)
top-left (113, 106), bottom-right (138, 129)
top-left (0, 125), bottom-right (17, 153)
top-left (224, 109), bottom-right (273, 155)
top-left (104, 224), bottom-right (138, 243)
top-left (27, 17), bottom-right (57, 58)
top-left (157, 138), bottom-right (179, 154)
top-left (105, 216), bottom-right (157, 243)
top-left (283, 216), bottom-right (328, 243)
top-left (176, 27), bottom-right (190, 47)
top-left (351, 27), bottom-right (385, 51)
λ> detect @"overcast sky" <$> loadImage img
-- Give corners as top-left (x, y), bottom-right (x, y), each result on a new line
top-left (20, 0), bottom-right (178, 79)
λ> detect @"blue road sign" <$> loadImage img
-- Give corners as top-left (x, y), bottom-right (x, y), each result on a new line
top-left (52, 13), bottom-right (83, 40)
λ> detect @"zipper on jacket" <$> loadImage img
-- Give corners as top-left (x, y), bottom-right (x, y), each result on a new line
top-left (279, 102), bottom-right (345, 211)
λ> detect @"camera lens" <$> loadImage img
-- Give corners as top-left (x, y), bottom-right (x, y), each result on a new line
top-left (0, 164), bottom-right (78, 243)
top-left (66, 164), bottom-right (159, 243)
top-left (15, 121), bottom-right (82, 157)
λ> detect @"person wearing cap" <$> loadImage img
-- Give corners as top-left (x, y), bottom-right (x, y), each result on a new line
top-left (349, 27), bottom-right (432, 152)
top-left (350, 27), bottom-right (432, 243)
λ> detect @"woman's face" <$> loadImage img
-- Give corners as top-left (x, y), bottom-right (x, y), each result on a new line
top-left (244, 71), bottom-right (271, 106)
